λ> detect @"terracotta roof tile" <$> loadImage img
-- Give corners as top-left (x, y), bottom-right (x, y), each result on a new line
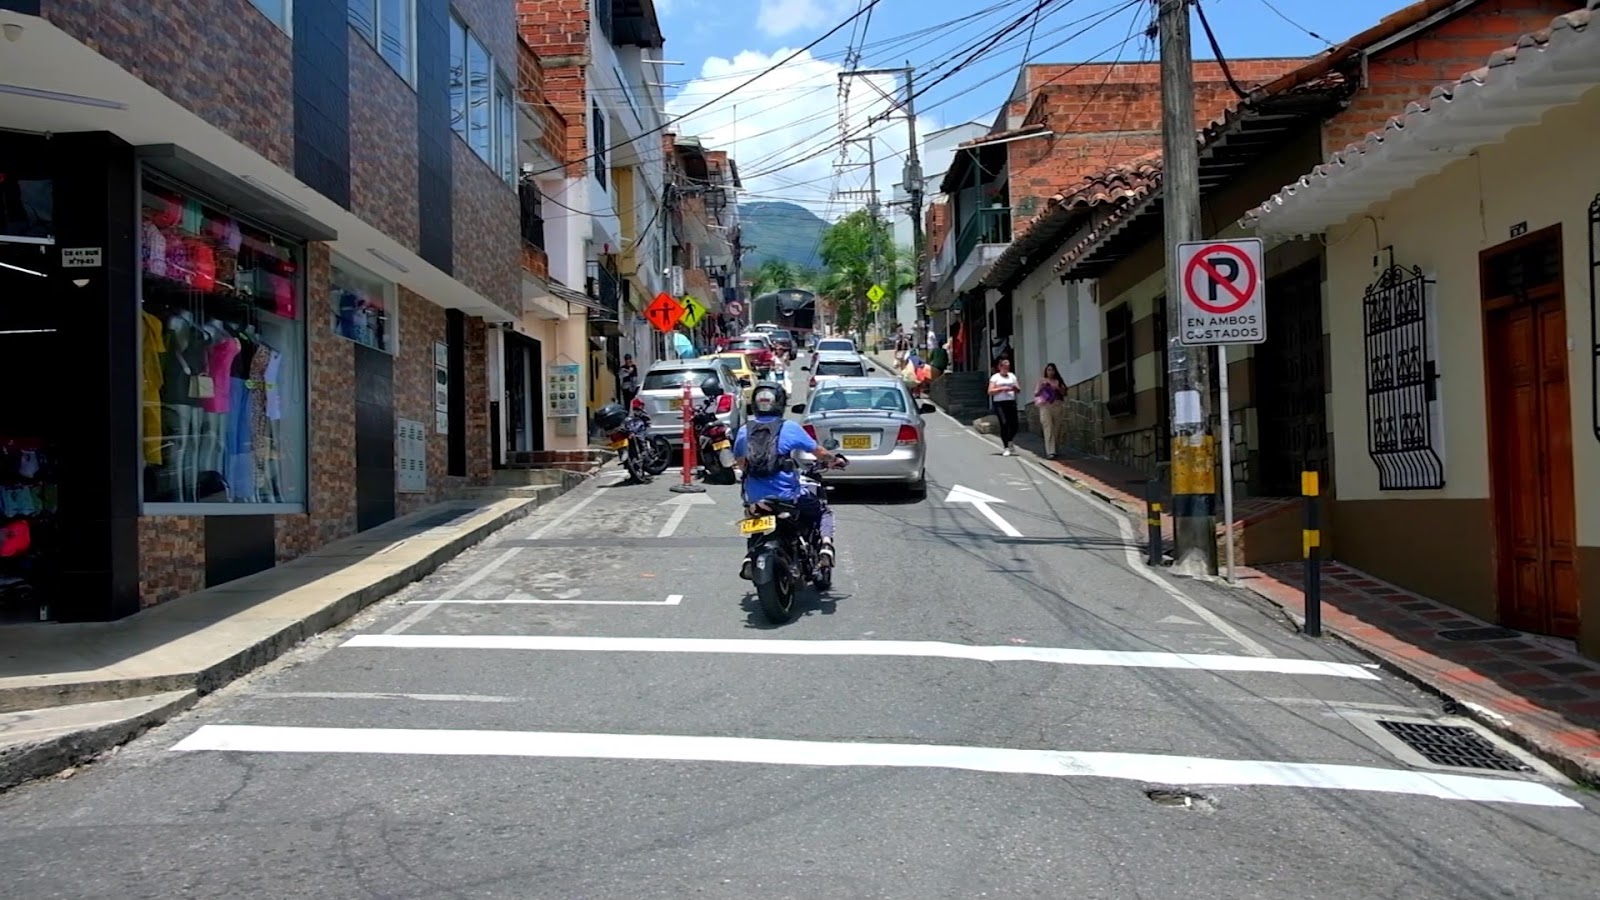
top-left (1247, 0), bottom-right (1598, 232)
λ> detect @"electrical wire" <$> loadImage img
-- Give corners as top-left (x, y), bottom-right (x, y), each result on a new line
top-left (525, 0), bottom-right (884, 179)
top-left (1255, 0), bottom-right (1334, 47)
top-left (1195, 0), bottom-right (1249, 99)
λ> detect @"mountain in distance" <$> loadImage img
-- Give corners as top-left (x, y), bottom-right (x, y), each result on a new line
top-left (738, 201), bottom-right (825, 272)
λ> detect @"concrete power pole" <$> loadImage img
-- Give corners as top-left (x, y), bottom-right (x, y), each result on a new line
top-left (1158, 0), bottom-right (1218, 577)
top-left (839, 136), bottom-right (883, 340)
top-left (839, 65), bottom-right (921, 336)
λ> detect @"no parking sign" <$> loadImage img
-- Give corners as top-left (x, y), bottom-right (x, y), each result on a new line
top-left (1176, 238), bottom-right (1266, 346)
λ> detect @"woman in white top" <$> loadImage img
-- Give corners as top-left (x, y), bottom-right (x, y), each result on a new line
top-left (987, 357), bottom-right (1022, 456)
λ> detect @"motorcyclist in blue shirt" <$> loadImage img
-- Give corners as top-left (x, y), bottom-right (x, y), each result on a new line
top-left (734, 381), bottom-right (841, 580)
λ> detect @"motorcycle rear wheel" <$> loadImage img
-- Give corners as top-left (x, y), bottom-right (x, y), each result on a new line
top-left (754, 556), bottom-right (795, 623)
top-left (643, 436), bottom-right (673, 475)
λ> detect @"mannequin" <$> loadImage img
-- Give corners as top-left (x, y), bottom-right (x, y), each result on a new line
top-left (196, 317), bottom-right (239, 501)
top-left (162, 310), bottom-right (201, 501)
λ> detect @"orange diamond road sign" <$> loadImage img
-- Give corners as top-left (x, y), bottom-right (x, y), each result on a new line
top-left (645, 292), bottom-right (685, 333)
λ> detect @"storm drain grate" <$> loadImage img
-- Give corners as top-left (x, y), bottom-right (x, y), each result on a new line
top-left (1375, 720), bottom-right (1532, 772)
top-left (1436, 626), bottom-right (1523, 642)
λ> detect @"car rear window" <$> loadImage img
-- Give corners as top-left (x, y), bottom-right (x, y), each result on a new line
top-left (815, 360), bottom-right (865, 377)
top-left (809, 387), bottom-right (906, 412)
top-left (768, 331), bottom-right (794, 343)
top-left (727, 339), bottom-right (768, 352)
top-left (816, 340), bottom-right (854, 352)
top-left (643, 368), bottom-right (722, 391)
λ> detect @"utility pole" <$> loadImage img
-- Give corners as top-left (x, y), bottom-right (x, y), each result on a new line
top-left (839, 64), bottom-right (922, 336)
top-left (838, 135), bottom-right (882, 341)
top-left (1158, 0), bottom-right (1218, 577)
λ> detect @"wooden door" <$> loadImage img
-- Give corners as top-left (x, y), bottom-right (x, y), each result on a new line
top-left (1482, 229), bottom-right (1580, 637)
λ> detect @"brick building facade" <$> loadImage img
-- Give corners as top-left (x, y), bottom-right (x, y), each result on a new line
top-left (0, 0), bottom-right (518, 620)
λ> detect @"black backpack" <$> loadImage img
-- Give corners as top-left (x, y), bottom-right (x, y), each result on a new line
top-left (743, 420), bottom-right (784, 478)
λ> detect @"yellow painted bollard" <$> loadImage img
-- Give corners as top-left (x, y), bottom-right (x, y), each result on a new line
top-left (1146, 478), bottom-right (1164, 567)
top-left (1302, 470), bottom-right (1322, 638)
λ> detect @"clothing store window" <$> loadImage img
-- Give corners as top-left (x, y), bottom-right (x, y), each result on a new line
top-left (331, 258), bottom-right (397, 354)
top-left (137, 174), bottom-right (308, 513)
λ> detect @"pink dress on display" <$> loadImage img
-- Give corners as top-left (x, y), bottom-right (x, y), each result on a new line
top-left (201, 336), bottom-right (241, 414)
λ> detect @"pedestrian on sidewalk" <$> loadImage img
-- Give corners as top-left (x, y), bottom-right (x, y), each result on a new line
top-left (1033, 363), bottom-right (1067, 459)
top-left (987, 357), bottom-right (1021, 456)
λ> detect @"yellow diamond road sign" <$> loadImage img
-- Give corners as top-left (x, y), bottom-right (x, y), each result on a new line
top-left (866, 284), bottom-right (886, 304)
top-left (680, 295), bottom-right (707, 328)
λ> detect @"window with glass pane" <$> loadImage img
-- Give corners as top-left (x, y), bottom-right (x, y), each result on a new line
top-left (331, 259), bottom-right (396, 354)
top-left (248, 0), bottom-right (290, 30)
top-left (467, 34), bottom-right (492, 159)
top-left (138, 175), bottom-right (307, 511)
top-left (378, 0), bottom-right (414, 80)
top-left (449, 16), bottom-right (468, 140)
top-left (348, 0), bottom-right (376, 42)
top-left (496, 76), bottom-right (516, 183)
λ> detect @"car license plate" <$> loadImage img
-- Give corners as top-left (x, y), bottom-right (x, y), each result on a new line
top-left (841, 434), bottom-right (871, 450)
top-left (738, 515), bottom-right (777, 535)
top-left (608, 438), bottom-right (629, 450)
top-left (668, 398), bottom-right (683, 410)
top-left (712, 439), bottom-right (730, 451)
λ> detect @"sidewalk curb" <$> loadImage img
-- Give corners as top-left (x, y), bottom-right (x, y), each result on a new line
top-left (935, 402), bottom-right (1600, 788)
top-left (0, 472), bottom-right (593, 790)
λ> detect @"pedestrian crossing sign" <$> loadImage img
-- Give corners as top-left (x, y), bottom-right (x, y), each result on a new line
top-left (866, 284), bottom-right (886, 304)
top-left (680, 295), bottom-right (707, 328)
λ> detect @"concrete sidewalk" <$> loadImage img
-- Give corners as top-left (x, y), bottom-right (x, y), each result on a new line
top-left (0, 473), bottom-right (590, 789)
top-left (941, 404), bottom-right (1600, 786)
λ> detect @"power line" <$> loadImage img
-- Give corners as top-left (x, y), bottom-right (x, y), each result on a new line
top-left (1255, 0), bottom-right (1334, 47)
top-left (525, 0), bottom-right (884, 179)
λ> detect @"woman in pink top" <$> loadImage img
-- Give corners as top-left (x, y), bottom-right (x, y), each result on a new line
top-left (201, 331), bottom-right (240, 414)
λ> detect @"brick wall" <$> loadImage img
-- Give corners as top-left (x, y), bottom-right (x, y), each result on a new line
top-left (277, 243), bottom-right (358, 562)
top-left (1321, 0), bottom-right (1574, 150)
top-left (519, 0), bottom-right (592, 176)
top-left (518, 38), bottom-right (570, 169)
top-left (452, 140), bottom-right (522, 316)
top-left (349, 30), bottom-right (421, 250)
top-left (1004, 59), bottom-right (1307, 230)
top-left (42, 0), bottom-right (294, 170)
top-left (137, 517), bottom-right (204, 608)
top-left (394, 289), bottom-right (492, 515)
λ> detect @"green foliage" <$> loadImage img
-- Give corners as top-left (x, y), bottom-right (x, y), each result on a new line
top-left (817, 210), bottom-right (913, 325)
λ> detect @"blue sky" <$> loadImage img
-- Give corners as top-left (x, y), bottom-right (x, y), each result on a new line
top-left (646, 0), bottom-right (1420, 215)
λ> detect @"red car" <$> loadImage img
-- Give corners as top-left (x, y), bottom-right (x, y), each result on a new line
top-left (724, 334), bottom-right (776, 373)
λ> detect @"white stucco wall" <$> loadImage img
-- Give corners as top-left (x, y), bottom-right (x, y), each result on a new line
top-left (1321, 87), bottom-right (1600, 546)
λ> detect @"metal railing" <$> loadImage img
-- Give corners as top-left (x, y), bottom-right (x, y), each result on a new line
top-left (954, 206), bottom-right (1012, 269)
top-left (586, 262), bottom-right (621, 320)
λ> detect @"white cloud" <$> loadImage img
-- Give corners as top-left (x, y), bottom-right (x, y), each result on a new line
top-left (756, 0), bottom-right (853, 39)
top-left (664, 47), bottom-right (938, 221)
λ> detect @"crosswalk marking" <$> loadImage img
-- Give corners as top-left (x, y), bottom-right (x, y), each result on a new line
top-left (339, 634), bottom-right (1380, 679)
top-left (170, 725), bottom-right (1578, 809)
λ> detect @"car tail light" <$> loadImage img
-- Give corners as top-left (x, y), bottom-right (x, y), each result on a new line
top-left (630, 397), bottom-right (645, 411)
top-left (716, 393), bottom-right (733, 414)
top-left (896, 425), bottom-right (920, 446)
top-left (808, 376), bottom-right (816, 389)
top-left (803, 424), bottom-right (817, 441)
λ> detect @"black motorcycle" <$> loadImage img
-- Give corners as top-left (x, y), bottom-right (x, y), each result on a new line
top-left (693, 378), bottom-right (738, 485)
top-left (738, 442), bottom-right (846, 623)
top-left (595, 402), bottom-right (671, 483)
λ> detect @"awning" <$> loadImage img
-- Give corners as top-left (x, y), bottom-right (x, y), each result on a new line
top-left (1247, 2), bottom-right (1599, 238)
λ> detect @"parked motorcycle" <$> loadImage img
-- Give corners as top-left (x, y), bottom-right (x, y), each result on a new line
top-left (594, 402), bottom-right (671, 483)
top-left (737, 442), bottom-right (847, 623)
top-left (693, 378), bottom-right (738, 485)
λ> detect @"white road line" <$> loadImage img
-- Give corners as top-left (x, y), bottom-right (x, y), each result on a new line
top-left (525, 482), bottom-right (613, 540)
top-left (945, 484), bottom-right (1023, 537)
top-left (382, 547), bottom-right (524, 634)
top-left (339, 634), bottom-right (1375, 679)
top-left (254, 691), bottom-right (523, 703)
top-left (1018, 457), bottom-right (1276, 658)
top-left (657, 493), bottom-right (716, 538)
top-left (932, 409), bottom-right (1272, 657)
top-left (170, 725), bottom-right (1579, 809)
top-left (405, 595), bottom-right (684, 607)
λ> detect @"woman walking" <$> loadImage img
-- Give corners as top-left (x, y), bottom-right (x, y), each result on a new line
top-left (988, 357), bottom-right (1022, 456)
top-left (1034, 363), bottom-right (1067, 459)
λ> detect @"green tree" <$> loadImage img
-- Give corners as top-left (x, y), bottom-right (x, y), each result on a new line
top-left (818, 209), bottom-right (905, 330)
top-left (751, 259), bottom-right (797, 297)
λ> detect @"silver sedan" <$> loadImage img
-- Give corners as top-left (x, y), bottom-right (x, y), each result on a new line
top-left (791, 377), bottom-right (933, 500)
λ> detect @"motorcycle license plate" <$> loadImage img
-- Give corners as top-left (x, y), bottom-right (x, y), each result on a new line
top-left (608, 438), bottom-right (629, 450)
top-left (712, 440), bottom-right (731, 451)
top-left (841, 434), bottom-right (872, 450)
top-left (738, 515), bottom-right (777, 535)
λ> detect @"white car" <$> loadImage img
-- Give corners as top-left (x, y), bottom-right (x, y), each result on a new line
top-left (814, 337), bottom-right (857, 354)
top-left (802, 351), bottom-right (881, 392)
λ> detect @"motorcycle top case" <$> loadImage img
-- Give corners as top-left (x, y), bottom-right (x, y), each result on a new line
top-left (594, 402), bottom-right (629, 432)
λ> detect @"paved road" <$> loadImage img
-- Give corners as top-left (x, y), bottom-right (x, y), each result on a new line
top-left (3, 369), bottom-right (1600, 899)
